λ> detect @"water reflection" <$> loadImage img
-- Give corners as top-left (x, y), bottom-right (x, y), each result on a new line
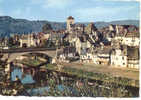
top-left (11, 68), bottom-right (77, 96)
top-left (27, 86), bottom-right (50, 96)
top-left (26, 85), bottom-right (78, 96)
top-left (11, 68), bottom-right (35, 84)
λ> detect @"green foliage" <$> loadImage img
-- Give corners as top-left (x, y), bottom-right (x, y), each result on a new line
top-left (7, 37), bottom-right (14, 47)
top-left (61, 67), bottom-right (137, 87)
top-left (42, 23), bottom-right (52, 33)
top-left (21, 59), bottom-right (41, 66)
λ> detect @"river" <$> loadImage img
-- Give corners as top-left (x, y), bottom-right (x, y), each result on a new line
top-left (10, 67), bottom-right (139, 97)
top-left (11, 67), bottom-right (81, 96)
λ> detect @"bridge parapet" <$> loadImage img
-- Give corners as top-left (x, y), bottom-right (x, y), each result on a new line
top-left (1, 48), bottom-right (58, 64)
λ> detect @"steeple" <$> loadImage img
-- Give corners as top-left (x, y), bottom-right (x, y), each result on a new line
top-left (66, 16), bottom-right (75, 32)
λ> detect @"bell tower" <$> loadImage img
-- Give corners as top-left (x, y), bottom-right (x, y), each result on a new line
top-left (66, 16), bottom-right (75, 32)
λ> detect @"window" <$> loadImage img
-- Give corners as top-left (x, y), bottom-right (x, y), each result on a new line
top-left (122, 57), bottom-right (124, 60)
top-left (88, 56), bottom-right (90, 59)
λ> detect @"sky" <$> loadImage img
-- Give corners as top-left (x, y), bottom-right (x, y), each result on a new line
top-left (0, 0), bottom-right (140, 22)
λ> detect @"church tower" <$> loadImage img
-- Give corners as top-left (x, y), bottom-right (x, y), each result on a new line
top-left (66, 16), bottom-right (75, 32)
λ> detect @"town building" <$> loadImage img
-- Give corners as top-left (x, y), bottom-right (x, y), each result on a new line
top-left (80, 48), bottom-right (93, 63)
top-left (96, 46), bottom-right (111, 65)
top-left (58, 46), bottom-right (78, 62)
top-left (75, 35), bottom-right (92, 54)
top-left (110, 44), bottom-right (139, 69)
top-left (127, 46), bottom-right (139, 69)
top-left (19, 34), bottom-right (40, 47)
top-left (0, 37), bottom-right (8, 49)
top-left (114, 25), bottom-right (139, 46)
top-left (110, 45), bottom-right (128, 67)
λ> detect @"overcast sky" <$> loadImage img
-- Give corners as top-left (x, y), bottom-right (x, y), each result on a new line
top-left (0, 0), bottom-right (140, 22)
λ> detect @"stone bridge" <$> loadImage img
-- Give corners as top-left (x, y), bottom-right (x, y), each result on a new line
top-left (0, 48), bottom-right (59, 63)
top-left (0, 47), bottom-right (62, 78)
top-left (1, 51), bottom-right (56, 63)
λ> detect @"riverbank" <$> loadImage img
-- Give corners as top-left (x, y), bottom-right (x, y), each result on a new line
top-left (0, 63), bottom-right (139, 97)
top-left (45, 62), bottom-right (139, 88)
top-left (61, 62), bottom-right (139, 80)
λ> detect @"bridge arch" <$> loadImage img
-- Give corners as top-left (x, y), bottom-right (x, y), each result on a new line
top-left (6, 51), bottom-right (56, 64)
top-left (1, 48), bottom-right (58, 80)
top-left (4, 51), bottom-right (55, 76)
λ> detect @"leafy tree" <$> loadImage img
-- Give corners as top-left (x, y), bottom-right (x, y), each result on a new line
top-left (42, 23), bottom-right (52, 34)
top-left (8, 37), bottom-right (14, 47)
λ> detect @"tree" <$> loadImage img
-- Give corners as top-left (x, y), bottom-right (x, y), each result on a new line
top-left (42, 23), bottom-right (52, 34)
top-left (8, 37), bottom-right (14, 47)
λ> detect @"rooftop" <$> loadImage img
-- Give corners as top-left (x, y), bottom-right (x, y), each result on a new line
top-left (67, 16), bottom-right (74, 20)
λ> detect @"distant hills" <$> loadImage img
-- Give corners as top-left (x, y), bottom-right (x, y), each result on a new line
top-left (0, 16), bottom-right (139, 37)
top-left (94, 20), bottom-right (139, 29)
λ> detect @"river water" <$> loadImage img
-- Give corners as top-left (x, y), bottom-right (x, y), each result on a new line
top-left (11, 68), bottom-right (80, 96)
top-left (11, 68), bottom-right (35, 84)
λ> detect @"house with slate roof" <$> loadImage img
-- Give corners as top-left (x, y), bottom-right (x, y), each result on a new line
top-left (114, 25), bottom-right (139, 46)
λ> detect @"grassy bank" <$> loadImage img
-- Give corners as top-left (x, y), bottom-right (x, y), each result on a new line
top-left (45, 64), bottom-right (139, 88)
